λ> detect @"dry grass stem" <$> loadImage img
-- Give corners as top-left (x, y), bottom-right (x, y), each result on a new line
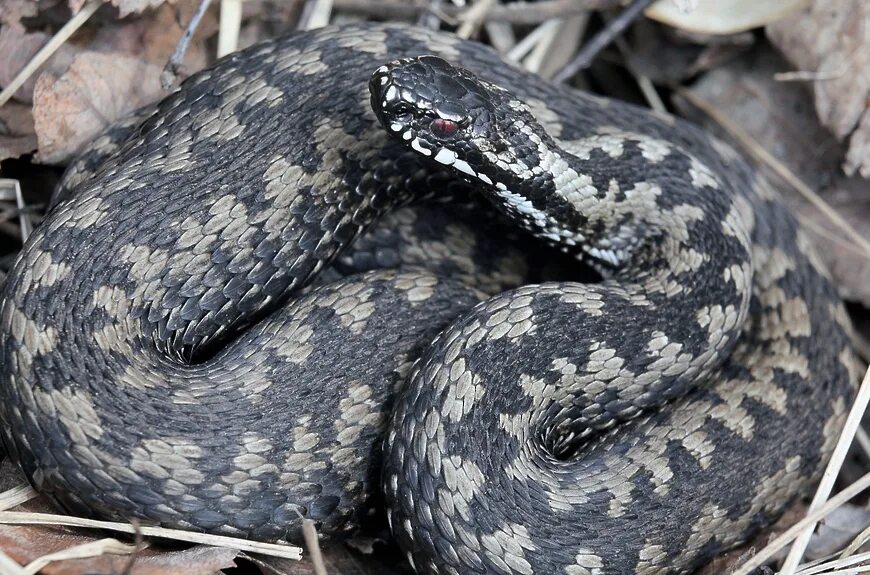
top-left (23, 538), bottom-right (139, 575)
top-left (0, 484), bottom-right (38, 511)
top-left (0, 548), bottom-right (26, 575)
top-left (0, 1), bottom-right (103, 107)
top-left (217, 0), bottom-right (243, 57)
top-left (794, 550), bottom-right (870, 575)
top-left (0, 512), bottom-right (302, 559)
top-left (855, 427), bottom-right (870, 460)
top-left (506, 19), bottom-right (561, 62)
top-left (457, 0), bottom-right (498, 39)
top-left (731, 471), bottom-right (870, 575)
top-left (0, 180), bottom-right (32, 242)
top-left (301, 0), bottom-right (335, 31)
top-left (612, 35), bottom-right (666, 114)
top-left (301, 518), bottom-right (327, 575)
top-left (840, 528), bottom-right (870, 560)
top-left (778, 365), bottom-right (870, 574)
top-left (331, 0), bottom-right (619, 25)
top-left (676, 88), bottom-right (870, 259)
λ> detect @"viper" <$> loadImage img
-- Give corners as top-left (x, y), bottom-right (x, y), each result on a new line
top-left (0, 22), bottom-right (857, 575)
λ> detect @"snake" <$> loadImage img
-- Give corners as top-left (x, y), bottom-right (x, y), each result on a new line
top-left (0, 22), bottom-right (859, 575)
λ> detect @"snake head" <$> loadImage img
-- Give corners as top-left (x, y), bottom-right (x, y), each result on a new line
top-left (369, 55), bottom-right (539, 190)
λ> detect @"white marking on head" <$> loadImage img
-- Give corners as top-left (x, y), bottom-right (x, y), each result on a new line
top-left (478, 173), bottom-right (493, 185)
top-left (402, 130), bottom-right (413, 141)
top-left (433, 148), bottom-right (457, 165)
top-left (384, 86), bottom-right (397, 101)
top-left (379, 76), bottom-right (389, 85)
top-left (390, 122), bottom-right (404, 132)
top-left (453, 158), bottom-right (476, 176)
top-left (411, 137), bottom-right (432, 156)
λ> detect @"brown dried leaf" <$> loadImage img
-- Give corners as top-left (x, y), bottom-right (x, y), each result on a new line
top-left (90, 0), bottom-right (217, 72)
top-left (32, 52), bottom-right (164, 164)
top-left (68, 0), bottom-right (166, 16)
top-left (0, 26), bottom-right (79, 104)
top-left (676, 48), bottom-right (870, 306)
top-left (0, 0), bottom-right (38, 26)
top-left (767, 0), bottom-right (870, 177)
top-left (795, 178), bottom-right (870, 306)
top-left (0, 103), bottom-right (37, 160)
top-left (0, 523), bottom-right (238, 575)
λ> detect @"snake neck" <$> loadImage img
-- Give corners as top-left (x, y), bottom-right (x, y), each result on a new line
top-left (469, 127), bottom-right (727, 275)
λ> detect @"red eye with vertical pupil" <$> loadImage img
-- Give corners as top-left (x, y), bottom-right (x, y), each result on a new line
top-left (430, 118), bottom-right (459, 139)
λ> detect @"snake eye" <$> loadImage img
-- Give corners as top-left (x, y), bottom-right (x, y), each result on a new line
top-left (430, 118), bottom-right (459, 139)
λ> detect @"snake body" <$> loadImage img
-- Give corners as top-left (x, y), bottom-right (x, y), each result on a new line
top-left (0, 23), bottom-right (858, 574)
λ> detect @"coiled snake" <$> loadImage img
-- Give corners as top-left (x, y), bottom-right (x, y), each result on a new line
top-left (0, 22), bottom-right (858, 575)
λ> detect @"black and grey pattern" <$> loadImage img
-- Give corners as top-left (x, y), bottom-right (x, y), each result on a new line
top-left (0, 22), bottom-right (858, 575)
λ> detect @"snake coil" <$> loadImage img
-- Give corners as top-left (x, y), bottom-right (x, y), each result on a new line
top-left (0, 23), bottom-right (857, 575)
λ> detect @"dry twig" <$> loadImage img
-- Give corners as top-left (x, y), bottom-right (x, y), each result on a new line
top-left (731, 471), bottom-right (870, 575)
top-left (332, 0), bottom-right (619, 25)
top-left (779, 366), bottom-right (870, 574)
top-left (0, 511), bottom-right (302, 559)
top-left (676, 88), bottom-right (870, 259)
top-left (217, 0), bottom-right (243, 56)
top-left (553, 0), bottom-right (657, 83)
top-left (162, 0), bottom-right (214, 89)
top-left (0, 1), bottom-right (103, 107)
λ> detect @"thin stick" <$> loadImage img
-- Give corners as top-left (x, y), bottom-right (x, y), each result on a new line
top-left (731, 471), bottom-right (870, 575)
top-left (457, 0), bottom-right (497, 39)
top-left (332, 0), bottom-right (619, 25)
top-left (0, 549), bottom-right (25, 575)
top-left (856, 426), bottom-right (870, 460)
top-left (24, 539), bottom-right (137, 575)
top-left (839, 527), bottom-right (870, 560)
top-left (676, 88), bottom-right (870, 259)
top-left (506, 19), bottom-right (561, 63)
top-left (612, 35), bottom-right (666, 115)
top-left (0, 484), bottom-right (38, 511)
top-left (0, 1), bottom-right (102, 107)
top-left (779, 366), bottom-right (870, 574)
top-left (0, 512), bottom-right (302, 560)
top-left (217, 0), bottom-right (242, 57)
top-left (0, 179), bottom-right (32, 242)
top-left (552, 0), bottom-right (657, 83)
top-left (163, 0), bottom-right (214, 89)
top-left (301, 518), bottom-right (327, 575)
top-left (300, 0), bottom-right (334, 30)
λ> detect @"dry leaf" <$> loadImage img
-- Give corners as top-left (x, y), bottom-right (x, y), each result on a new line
top-left (0, 0), bottom-right (38, 26)
top-left (32, 52), bottom-right (164, 164)
top-left (805, 503), bottom-right (870, 558)
top-left (90, 0), bottom-right (217, 72)
top-left (0, 523), bottom-right (239, 575)
top-left (767, 0), bottom-right (870, 177)
top-left (0, 103), bottom-right (37, 160)
top-left (68, 0), bottom-right (166, 16)
top-left (0, 26), bottom-right (79, 104)
top-left (646, 0), bottom-right (811, 35)
top-left (676, 48), bottom-right (870, 306)
top-left (795, 178), bottom-right (870, 306)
